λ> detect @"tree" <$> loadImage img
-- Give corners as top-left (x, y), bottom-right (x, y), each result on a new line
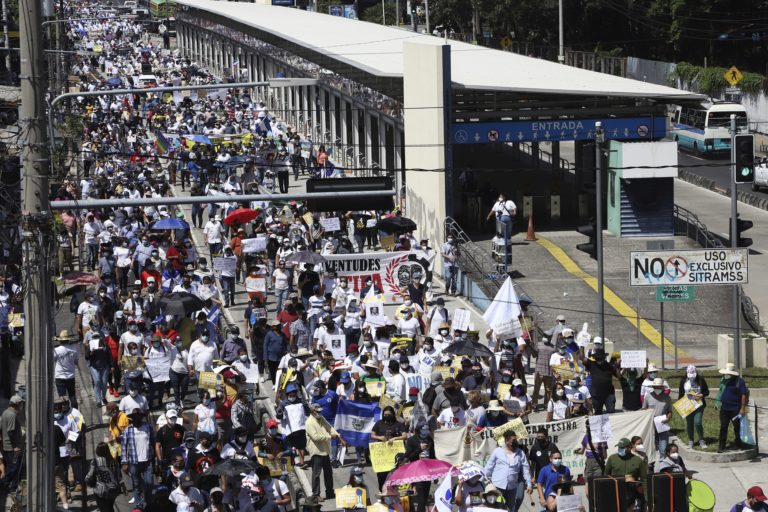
top-left (361, 1), bottom-right (397, 25)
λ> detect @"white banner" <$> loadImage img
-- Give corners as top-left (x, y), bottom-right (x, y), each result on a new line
top-left (321, 252), bottom-right (429, 303)
top-left (213, 256), bottom-right (237, 273)
top-left (242, 237), bottom-right (267, 254)
top-left (145, 355), bottom-right (171, 382)
top-left (434, 409), bottom-right (656, 475)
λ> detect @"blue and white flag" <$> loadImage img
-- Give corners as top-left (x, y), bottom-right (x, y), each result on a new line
top-left (334, 400), bottom-right (380, 448)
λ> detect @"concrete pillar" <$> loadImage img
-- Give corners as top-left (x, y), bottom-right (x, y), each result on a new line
top-left (404, 41), bottom-right (451, 272)
top-left (329, 93), bottom-right (338, 143)
top-left (351, 102), bottom-right (361, 166)
top-left (379, 117), bottom-right (387, 171)
top-left (340, 99), bottom-right (349, 164)
top-left (319, 88), bottom-right (327, 143)
top-left (364, 110), bottom-right (373, 170)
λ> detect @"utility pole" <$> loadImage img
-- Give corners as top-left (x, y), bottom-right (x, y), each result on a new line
top-left (730, 113), bottom-right (741, 370)
top-left (1, 0), bottom-right (10, 77)
top-left (424, 0), bottom-right (429, 34)
top-left (558, 0), bottom-right (564, 63)
top-left (595, 122), bottom-right (605, 337)
top-left (20, 0), bottom-right (55, 504)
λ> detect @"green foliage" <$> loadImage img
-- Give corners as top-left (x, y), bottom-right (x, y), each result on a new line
top-left (316, 0), bottom-right (342, 16)
top-left (361, 2), bottom-right (396, 25)
top-left (669, 61), bottom-right (768, 97)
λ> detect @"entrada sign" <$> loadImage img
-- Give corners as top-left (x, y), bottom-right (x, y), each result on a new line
top-left (630, 249), bottom-right (748, 286)
top-left (451, 116), bottom-right (666, 144)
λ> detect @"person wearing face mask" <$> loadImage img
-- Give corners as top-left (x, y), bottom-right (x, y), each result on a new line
top-left (485, 431), bottom-right (532, 511)
top-left (169, 474), bottom-right (206, 511)
top-left (642, 377), bottom-right (673, 456)
top-left (396, 309), bottom-right (421, 338)
top-left (232, 347), bottom-right (261, 386)
top-left (578, 341), bottom-right (617, 414)
top-left (75, 291), bottom-right (101, 339)
top-left (640, 363), bottom-right (669, 403)
top-left (730, 486), bottom-right (768, 512)
top-left (437, 397), bottom-right (467, 430)
top-left (144, 334), bottom-right (171, 409)
top-left (221, 427), bottom-right (257, 461)
top-left (677, 365), bottom-right (709, 450)
top-left (486, 192), bottom-right (517, 240)
top-left (432, 322), bottom-right (452, 351)
top-left (455, 473), bottom-right (487, 510)
top-left (119, 380), bottom-right (150, 415)
top-left (276, 383), bottom-right (311, 468)
top-left (716, 362), bottom-right (749, 453)
top-left (122, 282), bottom-right (145, 319)
top-left (85, 331), bottom-right (112, 408)
top-left (167, 335), bottom-right (191, 408)
top-left (309, 380), bottom-right (342, 466)
top-left (192, 390), bottom-right (219, 443)
top-left (132, 235), bottom-right (155, 276)
top-left (258, 418), bottom-right (293, 465)
top-left (440, 235), bottom-right (459, 296)
top-left (342, 466), bottom-right (372, 507)
top-left (359, 277), bottom-right (383, 300)
top-left (220, 325), bottom-right (247, 365)
top-left (231, 389), bottom-right (262, 438)
top-left (371, 405), bottom-right (407, 489)
top-left (424, 297), bottom-right (449, 337)
top-left (359, 333), bottom-right (380, 363)
top-left (106, 402), bottom-right (130, 441)
top-left (536, 451), bottom-right (571, 511)
top-left (120, 409), bottom-right (156, 506)
top-left (188, 431), bottom-right (221, 492)
top-left (187, 326), bottom-right (221, 392)
top-left (331, 277), bottom-right (355, 310)
top-left (306, 402), bottom-right (347, 501)
top-left (618, 367), bottom-right (642, 411)
top-left (528, 427), bottom-right (560, 482)
top-left (253, 465), bottom-right (292, 512)
top-left (656, 443), bottom-right (692, 478)
top-left (604, 437), bottom-right (647, 489)
top-left (544, 314), bottom-right (570, 341)
top-left (113, 237), bottom-right (133, 291)
top-left (155, 408), bottom-right (185, 472)
top-left (385, 360), bottom-right (407, 402)
top-left (546, 383), bottom-right (570, 422)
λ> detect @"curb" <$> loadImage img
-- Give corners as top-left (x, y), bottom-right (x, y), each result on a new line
top-left (672, 436), bottom-right (759, 463)
top-left (677, 171), bottom-right (768, 211)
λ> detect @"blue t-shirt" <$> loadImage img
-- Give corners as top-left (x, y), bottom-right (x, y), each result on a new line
top-left (537, 463), bottom-right (571, 497)
top-left (720, 377), bottom-right (747, 413)
top-left (312, 390), bottom-right (340, 424)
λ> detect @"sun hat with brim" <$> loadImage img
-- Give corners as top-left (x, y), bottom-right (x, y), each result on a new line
top-left (364, 362), bottom-right (379, 371)
top-left (719, 363), bottom-right (739, 376)
top-left (295, 348), bottom-right (313, 358)
top-left (651, 377), bottom-right (666, 388)
top-left (486, 400), bottom-right (505, 412)
top-left (54, 329), bottom-right (76, 341)
top-left (267, 319), bottom-right (281, 327)
top-left (647, 363), bottom-right (658, 373)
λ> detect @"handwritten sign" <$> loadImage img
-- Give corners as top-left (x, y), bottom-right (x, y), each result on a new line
top-left (497, 383), bottom-right (512, 399)
top-left (144, 356), bottom-right (171, 382)
top-left (369, 440), bottom-right (405, 473)
top-left (242, 237), bottom-right (267, 253)
top-left (198, 371), bottom-right (222, 391)
top-left (620, 350), bottom-right (647, 369)
top-left (121, 355), bottom-right (145, 371)
top-left (451, 308), bottom-right (471, 332)
top-left (492, 418), bottom-right (529, 441)
top-left (588, 414), bottom-right (612, 443)
top-left (336, 487), bottom-right (367, 509)
top-left (432, 366), bottom-right (457, 380)
top-left (673, 395), bottom-right (702, 419)
top-left (557, 494), bottom-right (582, 512)
top-left (494, 318), bottom-right (523, 339)
top-left (380, 235), bottom-right (395, 250)
top-left (302, 212), bottom-right (314, 227)
top-left (320, 217), bottom-right (341, 232)
top-left (366, 381), bottom-right (385, 398)
top-left (379, 393), bottom-right (399, 413)
top-left (257, 456), bottom-right (293, 477)
top-left (552, 360), bottom-right (581, 379)
top-left (245, 277), bottom-right (267, 293)
top-left (213, 256), bottom-right (237, 273)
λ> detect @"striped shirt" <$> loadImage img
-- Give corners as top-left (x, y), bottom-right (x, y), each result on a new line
top-left (121, 423), bottom-right (154, 464)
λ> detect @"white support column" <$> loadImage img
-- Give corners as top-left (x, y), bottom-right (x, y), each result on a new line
top-left (351, 102), bottom-right (361, 168)
top-left (379, 117), bottom-right (387, 171)
top-left (340, 99), bottom-right (349, 165)
top-left (364, 110), bottom-right (373, 171)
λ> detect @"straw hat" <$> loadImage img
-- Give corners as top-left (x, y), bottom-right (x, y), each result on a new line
top-left (651, 377), bottom-right (666, 388)
top-left (53, 329), bottom-right (76, 342)
top-left (486, 400), bottom-right (505, 412)
top-left (647, 363), bottom-right (659, 373)
top-left (719, 363), bottom-right (739, 376)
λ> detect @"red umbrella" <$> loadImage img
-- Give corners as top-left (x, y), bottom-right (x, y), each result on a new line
top-left (61, 271), bottom-right (101, 286)
top-left (224, 207), bottom-right (259, 226)
top-left (384, 459), bottom-right (454, 486)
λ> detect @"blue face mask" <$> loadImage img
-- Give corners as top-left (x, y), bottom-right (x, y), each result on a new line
top-left (552, 459), bottom-right (562, 467)
top-left (618, 448), bottom-right (627, 457)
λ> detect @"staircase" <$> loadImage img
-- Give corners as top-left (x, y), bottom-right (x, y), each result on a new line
top-left (619, 178), bottom-right (674, 236)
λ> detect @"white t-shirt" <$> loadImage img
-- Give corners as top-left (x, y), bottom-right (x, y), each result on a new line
top-left (187, 340), bottom-right (219, 372)
top-left (169, 486), bottom-right (205, 508)
top-left (437, 407), bottom-right (467, 429)
top-left (397, 317), bottom-right (420, 337)
top-left (119, 394), bottom-right (150, 414)
top-left (547, 398), bottom-right (569, 421)
top-left (492, 200), bottom-right (517, 218)
top-left (77, 301), bottom-right (100, 327)
top-left (194, 403), bottom-right (217, 434)
top-left (232, 359), bottom-right (260, 384)
top-left (54, 345), bottom-right (79, 379)
top-left (273, 268), bottom-right (290, 291)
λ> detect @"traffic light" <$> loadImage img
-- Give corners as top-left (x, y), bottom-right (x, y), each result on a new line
top-left (734, 134), bottom-right (755, 183)
top-left (576, 220), bottom-right (597, 259)
top-left (730, 214), bottom-right (754, 248)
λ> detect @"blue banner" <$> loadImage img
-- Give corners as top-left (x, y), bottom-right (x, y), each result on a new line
top-left (450, 116), bottom-right (666, 144)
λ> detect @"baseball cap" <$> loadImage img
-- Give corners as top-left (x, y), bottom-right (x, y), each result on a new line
top-left (146, 276), bottom-right (156, 283)
top-left (408, 386), bottom-right (419, 396)
top-left (339, 371), bottom-right (351, 383)
top-left (748, 486), bottom-right (767, 502)
top-left (616, 438), bottom-right (631, 448)
top-left (266, 419), bottom-right (279, 429)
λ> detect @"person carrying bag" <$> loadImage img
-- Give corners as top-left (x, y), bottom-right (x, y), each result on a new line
top-left (86, 442), bottom-right (123, 512)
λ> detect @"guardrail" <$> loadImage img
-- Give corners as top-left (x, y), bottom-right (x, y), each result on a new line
top-left (518, 142), bottom-right (575, 173)
top-left (673, 204), bottom-right (763, 335)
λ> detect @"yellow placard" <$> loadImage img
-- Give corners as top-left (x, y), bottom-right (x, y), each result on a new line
top-left (257, 456), bottom-right (293, 476)
top-left (673, 395), bottom-right (702, 419)
top-left (366, 381), bottom-right (386, 397)
top-left (121, 355), bottom-right (145, 371)
top-left (492, 418), bottom-right (529, 441)
top-left (389, 337), bottom-right (411, 355)
top-left (379, 393), bottom-right (401, 415)
top-left (369, 440), bottom-right (405, 473)
top-left (433, 366), bottom-right (457, 380)
top-left (401, 406), bottom-right (414, 422)
top-left (279, 367), bottom-right (295, 390)
top-left (302, 212), bottom-right (314, 227)
top-left (107, 438), bottom-right (121, 459)
top-left (552, 359), bottom-right (581, 378)
top-left (368, 504), bottom-right (391, 512)
top-left (199, 371), bottom-right (222, 390)
top-left (336, 487), bottom-right (367, 509)
top-left (380, 235), bottom-right (395, 250)
top-left (497, 383), bottom-right (512, 399)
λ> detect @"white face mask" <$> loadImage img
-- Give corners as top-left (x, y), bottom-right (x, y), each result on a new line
top-left (669, 452), bottom-right (679, 460)
top-left (635, 444), bottom-right (645, 452)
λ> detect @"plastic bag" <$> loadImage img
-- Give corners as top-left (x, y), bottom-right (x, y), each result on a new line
top-left (740, 414), bottom-right (755, 446)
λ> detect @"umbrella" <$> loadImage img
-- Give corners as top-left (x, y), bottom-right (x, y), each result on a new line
top-left (201, 458), bottom-right (259, 477)
top-left (159, 292), bottom-right (205, 317)
top-left (150, 218), bottom-right (189, 230)
top-left (190, 134), bottom-right (212, 145)
top-left (61, 271), bottom-right (102, 286)
top-left (286, 251), bottom-right (326, 265)
top-left (106, 77), bottom-right (122, 86)
top-left (442, 340), bottom-right (495, 359)
top-left (384, 459), bottom-right (453, 486)
top-left (224, 207), bottom-right (259, 226)
top-left (376, 216), bottom-right (417, 233)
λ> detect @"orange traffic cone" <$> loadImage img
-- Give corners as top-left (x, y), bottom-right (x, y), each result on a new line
top-left (525, 213), bottom-right (537, 241)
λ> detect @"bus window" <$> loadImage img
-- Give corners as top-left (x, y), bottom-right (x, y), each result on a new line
top-left (707, 111), bottom-right (747, 130)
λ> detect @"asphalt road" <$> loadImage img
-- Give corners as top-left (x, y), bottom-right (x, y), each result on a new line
top-left (677, 150), bottom-right (768, 199)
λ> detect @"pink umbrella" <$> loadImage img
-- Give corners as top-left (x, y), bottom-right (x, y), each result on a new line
top-left (384, 459), bottom-right (453, 486)
top-left (61, 271), bottom-right (101, 286)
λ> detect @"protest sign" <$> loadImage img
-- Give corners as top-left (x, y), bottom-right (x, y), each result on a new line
top-left (242, 237), bottom-right (267, 253)
top-left (257, 456), bottom-right (293, 477)
top-left (107, 439), bottom-right (121, 459)
top-left (213, 256), bottom-right (237, 273)
top-left (369, 440), bottom-right (405, 473)
top-left (401, 406), bottom-right (414, 422)
top-left (494, 318), bottom-right (523, 339)
top-left (389, 337), bottom-right (412, 355)
top-left (379, 393), bottom-right (399, 413)
top-left (557, 494), bottom-right (582, 512)
top-left (320, 217), bottom-right (341, 232)
top-left (456, 461), bottom-right (485, 481)
top-left (432, 366), bottom-right (458, 380)
top-left (497, 383), bottom-right (512, 399)
top-left (322, 252), bottom-right (427, 303)
top-left (336, 488), bottom-right (367, 509)
top-left (588, 414), bottom-right (612, 443)
top-left (121, 355), bottom-right (145, 371)
top-left (451, 308), bottom-right (471, 332)
top-left (379, 235), bottom-right (395, 250)
top-left (620, 350), bottom-right (647, 369)
top-left (144, 356), bottom-right (171, 383)
top-left (491, 418), bottom-right (529, 441)
top-left (673, 396), bottom-right (702, 418)
top-left (199, 371), bottom-right (222, 391)
top-left (365, 302), bottom-right (387, 327)
top-left (327, 334), bottom-right (346, 360)
top-left (551, 360), bottom-right (581, 379)
top-left (245, 277), bottom-right (267, 293)
top-left (366, 381), bottom-right (385, 397)
top-left (654, 415), bottom-right (671, 433)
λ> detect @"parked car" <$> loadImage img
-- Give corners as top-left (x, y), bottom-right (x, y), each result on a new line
top-left (753, 157), bottom-right (768, 191)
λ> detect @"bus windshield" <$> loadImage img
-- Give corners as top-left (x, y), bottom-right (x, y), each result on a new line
top-left (707, 111), bottom-right (748, 129)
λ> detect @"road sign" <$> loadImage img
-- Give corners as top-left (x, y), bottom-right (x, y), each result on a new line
top-left (451, 116), bottom-right (666, 145)
top-left (656, 285), bottom-right (696, 302)
top-left (725, 66), bottom-right (743, 86)
top-left (500, 36), bottom-right (512, 50)
top-left (630, 248), bottom-right (749, 286)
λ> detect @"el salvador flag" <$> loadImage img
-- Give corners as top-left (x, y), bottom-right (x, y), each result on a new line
top-left (334, 400), bottom-right (381, 448)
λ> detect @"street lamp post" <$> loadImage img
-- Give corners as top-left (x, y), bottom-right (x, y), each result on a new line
top-left (558, 0), bottom-right (564, 63)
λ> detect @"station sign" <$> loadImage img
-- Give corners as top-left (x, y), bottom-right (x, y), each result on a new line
top-left (630, 248), bottom-right (748, 286)
top-left (656, 285), bottom-right (696, 302)
top-left (451, 116), bottom-right (666, 145)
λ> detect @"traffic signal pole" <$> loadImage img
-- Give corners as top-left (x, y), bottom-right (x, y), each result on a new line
top-left (595, 122), bottom-right (605, 337)
top-left (730, 113), bottom-right (741, 370)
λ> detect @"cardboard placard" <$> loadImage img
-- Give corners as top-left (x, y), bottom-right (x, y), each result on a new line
top-left (673, 395), bottom-right (703, 419)
top-left (121, 355), bottom-right (145, 371)
top-left (336, 487), bottom-right (367, 509)
top-left (492, 418), bottom-right (529, 440)
top-left (379, 235), bottom-right (395, 250)
top-left (198, 371), bottom-right (222, 391)
top-left (557, 494), bottom-right (582, 512)
top-left (432, 366), bottom-right (458, 380)
top-left (302, 213), bottom-right (314, 227)
top-left (389, 337), bottom-right (412, 355)
top-left (213, 256), bottom-right (237, 273)
top-left (320, 217), bottom-right (341, 232)
top-left (497, 383), bottom-right (512, 399)
top-left (327, 334), bottom-right (346, 360)
top-left (587, 414), bottom-right (612, 443)
top-left (369, 440), bottom-right (405, 473)
top-left (257, 456), bottom-right (293, 476)
top-left (366, 381), bottom-right (386, 397)
top-left (242, 237), bottom-right (267, 253)
top-left (401, 406), bottom-right (414, 422)
top-left (494, 318), bottom-right (523, 339)
top-left (551, 360), bottom-right (581, 379)
top-left (620, 350), bottom-right (647, 369)
top-left (245, 277), bottom-right (267, 293)
top-left (451, 308), bottom-right (471, 332)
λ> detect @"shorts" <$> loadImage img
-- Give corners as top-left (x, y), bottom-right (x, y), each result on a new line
top-left (286, 430), bottom-right (307, 451)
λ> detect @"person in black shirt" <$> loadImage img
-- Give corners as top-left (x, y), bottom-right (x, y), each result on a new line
top-left (347, 212), bottom-right (370, 253)
top-left (188, 432), bottom-right (221, 492)
top-left (619, 367), bottom-right (643, 411)
top-left (298, 263), bottom-right (320, 305)
top-left (580, 347), bottom-right (617, 414)
top-left (371, 406), bottom-right (407, 490)
top-left (155, 409), bottom-right (185, 469)
top-left (528, 427), bottom-right (560, 481)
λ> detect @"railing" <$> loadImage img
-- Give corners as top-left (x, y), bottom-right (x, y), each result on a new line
top-left (518, 142), bottom-right (575, 174)
top-left (673, 204), bottom-right (763, 335)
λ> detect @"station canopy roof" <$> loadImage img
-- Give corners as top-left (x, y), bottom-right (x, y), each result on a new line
top-left (176, 0), bottom-right (704, 102)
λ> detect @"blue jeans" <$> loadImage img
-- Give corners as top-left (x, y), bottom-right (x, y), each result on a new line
top-left (55, 378), bottom-right (77, 408)
top-left (169, 369), bottom-right (190, 407)
top-left (86, 242), bottom-right (99, 270)
top-left (89, 366), bottom-right (110, 404)
top-left (274, 288), bottom-right (289, 314)
top-left (444, 265), bottom-right (459, 295)
top-left (221, 275), bottom-right (236, 305)
top-left (656, 430), bottom-right (670, 458)
top-left (498, 215), bottom-right (514, 240)
top-left (128, 460), bottom-right (154, 504)
top-left (500, 481), bottom-right (526, 512)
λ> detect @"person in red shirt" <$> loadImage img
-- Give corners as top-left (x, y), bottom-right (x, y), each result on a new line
top-left (105, 328), bottom-right (121, 397)
top-left (277, 303), bottom-right (299, 339)
top-left (140, 264), bottom-right (162, 289)
top-left (165, 242), bottom-right (186, 272)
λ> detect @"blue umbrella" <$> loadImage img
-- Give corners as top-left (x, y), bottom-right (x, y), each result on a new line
top-left (106, 77), bottom-right (122, 86)
top-left (150, 218), bottom-right (189, 230)
top-left (190, 134), bottom-right (212, 145)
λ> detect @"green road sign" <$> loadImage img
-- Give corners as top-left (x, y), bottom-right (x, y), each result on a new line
top-left (656, 285), bottom-right (696, 302)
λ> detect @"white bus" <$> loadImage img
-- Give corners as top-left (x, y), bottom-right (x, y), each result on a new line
top-left (671, 102), bottom-right (748, 156)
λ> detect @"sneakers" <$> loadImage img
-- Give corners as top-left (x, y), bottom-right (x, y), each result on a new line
top-left (699, 440), bottom-right (708, 449)
top-left (687, 441), bottom-right (693, 449)
top-left (129, 497), bottom-right (135, 504)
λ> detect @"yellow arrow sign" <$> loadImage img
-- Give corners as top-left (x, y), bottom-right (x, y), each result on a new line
top-left (500, 36), bottom-right (512, 50)
top-left (724, 66), bottom-right (743, 86)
